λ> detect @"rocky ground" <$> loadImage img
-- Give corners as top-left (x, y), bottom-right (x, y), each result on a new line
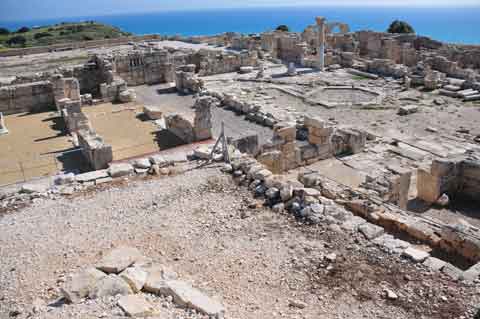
top-left (1, 162), bottom-right (479, 318)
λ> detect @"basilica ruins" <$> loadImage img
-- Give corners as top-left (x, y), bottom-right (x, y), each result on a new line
top-left (1, 16), bottom-right (480, 318)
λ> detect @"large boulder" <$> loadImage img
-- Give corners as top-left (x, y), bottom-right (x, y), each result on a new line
top-left (61, 267), bottom-right (106, 303)
top-left (96, 246), bottom-right (143, 274)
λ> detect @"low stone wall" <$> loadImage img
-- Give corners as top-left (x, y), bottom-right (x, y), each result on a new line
top-left (0, 81), bottom-right (55, 115)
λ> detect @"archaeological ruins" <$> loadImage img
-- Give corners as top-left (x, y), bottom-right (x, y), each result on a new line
top-left (1, 15), bottom-right (480, 318)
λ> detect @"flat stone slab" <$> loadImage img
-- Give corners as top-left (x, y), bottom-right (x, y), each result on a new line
top-left (156, 280), bottom-right (225, 317)
top-left (141, 263), bottom-right (178, 294)
top-left (402, 247), bottom-right (430, 263)
top-left (61, 267), bottom-right (107, 303)
top-left (89, 274), bottom-right (132, 299)
top-left (461, 263), bottom-right (480, 283)
top-left (76, 170), bottom-right (108, 183)
top-left (358, 222), bottom-right (384, 240)
top-left (108, 163), bottom-right (134, 178)
top-left (118, 294), bottom-right (155, 317)
top-left (423, 257), bottom-right (446, 272)
top-left (97, 246), bottom-right (143, 274)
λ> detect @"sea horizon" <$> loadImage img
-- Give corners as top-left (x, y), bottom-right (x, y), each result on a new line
top-left (1, 6), bottom-right (479, 45)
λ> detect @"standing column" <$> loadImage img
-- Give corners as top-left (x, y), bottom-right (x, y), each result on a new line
top-left (0, 112), bottom-right (8, 135)
top-left (316, 16), bottom-right (326, 71)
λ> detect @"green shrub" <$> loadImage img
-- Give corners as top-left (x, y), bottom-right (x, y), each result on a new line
top-left (387, 20), bottom-right (415, 34)
top-left (6, 35), bottom-right (26, 46)
top-left (276, 25), bottom-right (290, 32)
top-left (34, 32), bottom-right (53, 39)
top-left (17, 26), bottom-right (30, 33)
top-left (0, 27), bottom-right (10, 35)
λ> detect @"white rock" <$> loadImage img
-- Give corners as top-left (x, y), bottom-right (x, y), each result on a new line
top-left (385, 289), bottom-right (398, 300)
top-left (61, 267), bottom-right (107, 303)
top-left (358, 222), bottom-right (384, 240)
top-left (97, 246), bottom-right (143, 274)
top-left (54, 173), bottom-right (75, 185)
top-left (402, 247), bottom-right (430, 262)
top-left (423, 257), bottom-right (446, 271)
top-left (117, 294), bottom-right (155, 317)
top-left (89, 274), bottom-right (133, 299)
top-left (141, 263), bottom-right (178, 294)
top-left (143, 105), bottom-right (163, 120)
top-left (108, 163), bottom-right (134, 178)
top-left (156, 280), bottom-right (225, 317)
top-left (120, 267), bottom-right (148, 293)
top-left (133, 158), bottom-right (151, 169)
top-left (75, 170), bottom-right (108, 183)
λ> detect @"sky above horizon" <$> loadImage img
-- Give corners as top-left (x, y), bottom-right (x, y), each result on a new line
top-left (1, 0), bottom-right (480, 21)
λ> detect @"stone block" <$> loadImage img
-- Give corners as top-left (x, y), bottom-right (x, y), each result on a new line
top-left (143, 105), bottom-right (163, 120)
top-left (304, 115), bottom-right (325, 129)
top-left (423, 257), bottom-right (446, 272)
top-left (97, 246), bottom-right (144, 274)
top-left (442, 263), bottom-right (463, 280)
top-left (358, 222), bottom-right (384, 240)
top-left (142, 263), bottom-right (178, 294)
top-left (402, 247), bottom-right (430, 262)
top-left (89, 274), bottom-right (133, 299)
top-left (118, 294), bottom-right (155, 317)
top-left (108, 163), bottom-right (134, 178)
top-left (61, 267), bottom-right (107, 303)
top-left (120, 267), bottom-right (148, 293)
top-left (398, 105), bottom-right (419, 116)
top-left (155, 280), bottom-right (225, 317)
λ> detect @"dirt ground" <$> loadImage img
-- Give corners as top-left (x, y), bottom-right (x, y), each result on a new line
top-left (0, 111), bottom-right (84, 186)
top-left (0, 165), bottom-right (478, 319)
top-left (135, 84), bottom-right (273, 145)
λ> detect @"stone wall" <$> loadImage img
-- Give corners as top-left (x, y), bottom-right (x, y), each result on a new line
top-left (77, 129), bottom-right (113, 170)
top-left (0, 81), bottom-right (55, 115)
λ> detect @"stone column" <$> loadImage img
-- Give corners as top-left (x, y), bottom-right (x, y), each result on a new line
top-left (316, 16), bottom-right (326, 71)
top-left (0, 112), bottom-right (8, 135)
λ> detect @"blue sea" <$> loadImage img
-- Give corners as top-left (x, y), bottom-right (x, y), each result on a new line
top-left (1, 6), bottom-right (479, 44)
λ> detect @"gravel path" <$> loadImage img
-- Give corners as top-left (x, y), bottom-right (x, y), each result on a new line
top-left (0, 164), bottom-right (478, 318)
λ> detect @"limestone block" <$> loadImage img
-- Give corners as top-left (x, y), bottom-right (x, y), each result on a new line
top-left (308, 134), bottom-right (330, 145)
top-left (423, 257), bottom-right (446, 272)
top-left (89, 274), bottom-right (133, 299)
top-left (402, 247), bottom-right (430, 262)
top-left (61, 267), bottom-right (107, 303)
top-left (461, 263), bottom-right (480, 283)
top-left (309, 126), bottom-right (334, 138)
top-left (274, 125), bottom-right (296, 142)
top-left (142, 264), bottom-right (178, 294)
top-left (304, 115), bottom-right (325, 129)
top-left (133, 158), bottom-right (151, 169)
top-left (118, 294), bottom-right (155, 317)
top-left (398, 105), bottom-right (419, 116)
top-left (75, 170), bottom-right (109, 183)
top-left (358, 222), bottom-right (384, 240)
top-left (143, 105), bottom-right (163, 120)
top-left (120, 267), bottom-right (148, 293)
top-left (441, 263), bottom-right (463, 280)
top-left (257, 151), bottom-right (283, 174)
top-left (108, 163), bottom-right (134, 178)
top-left (97, 246), bottom-right (144, 274)
top-left (416, 168), bottom-right (441, 203)
top-left (155, 280), bottom-right (225, 317)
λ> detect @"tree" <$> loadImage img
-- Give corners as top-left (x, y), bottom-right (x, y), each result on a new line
top-left (17, 26), bottom-right (30, 33)
top-left (276, 25), bottom-right (290, 32)
top-left (6, 35), bottom-right (26, 46)
top-left (0, 27), bottom-right (10, 35)
top-left (387, 20), bottom-right (415, 34)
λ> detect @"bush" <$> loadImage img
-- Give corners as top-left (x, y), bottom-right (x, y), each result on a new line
top-left (276, 25), bottom-right (290, 32)
top-left (17, 26), bottom-right (30, 33)
top-left (387, 20), bottom-right (415, 34)
top-left (34, 32), bottom-right (52, 39)
top-left (6, 35), bottom-right (26, 46)
top-left (0, 27), bottom-right (10, 35)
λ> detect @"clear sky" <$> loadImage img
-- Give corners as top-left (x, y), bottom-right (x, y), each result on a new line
top-left (1, 0), bottom-right (479, 21)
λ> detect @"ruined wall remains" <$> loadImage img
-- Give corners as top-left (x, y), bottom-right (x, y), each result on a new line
top-left (417, 157), bottom-right (480, 203)
top-left (0, 81), bottom-right (55, 115)
top-left (165, 96), bottom-right (214, 143)
top-left (77, 129), bottom-right (113, 170)
top-left (175, 65), bottom-right (204, 94)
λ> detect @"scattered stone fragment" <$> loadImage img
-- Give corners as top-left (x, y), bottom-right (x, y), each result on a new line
top-left (341, 216), bottom-right (367, 231)
top-left (461, 263), bottom-right (480, 283)
top-left (142, 264), bottom-right (178, 294)
top-left (441, 263), bottom-right (463, 281)
top-left (117, 294), bottom-right (155, 317)
top-left (358, 222), bottom-right (384, 240)
top-left (155, 280), bottom-right (225, 318)
top-left (402, 247), bottom-right (430, 263)
top-left (398, 105), bottom-right (418, 116)
top-left (385, 289), bottom-right (398, 300)
top-left (97, 246), bottom-right (143, 274)
top-left (89, 274), bottom-right (133, 299)
top-left (435, 193), bottom-right (449, 207)
top-left (61, 267), bottom-right (107, 303)
top-left (423, 257), bottom-right (446, 272)
top-left (120, 267), bottom-right (148, 293)
top-left (289, 299), bottom-right (307, 309)
top-left (133, 158), bottom-right (151, 169)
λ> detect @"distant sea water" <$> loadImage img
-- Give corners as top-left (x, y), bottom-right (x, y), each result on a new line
top-left (1, 6), bottom-right (479, 44)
